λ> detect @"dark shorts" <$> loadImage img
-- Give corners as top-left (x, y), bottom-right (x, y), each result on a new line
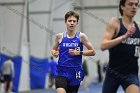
top-left (55, 66), bottom-right (84, 92)
top-left (55, 76), bottom-right (80, 93)
top-left (102, 72), bottom-right (139, 93)
top-left (4, 75), bottom-right (12, 82)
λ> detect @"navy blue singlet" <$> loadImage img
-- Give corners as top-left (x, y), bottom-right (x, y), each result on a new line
top-left (108, 18), bottom-right (140, 75)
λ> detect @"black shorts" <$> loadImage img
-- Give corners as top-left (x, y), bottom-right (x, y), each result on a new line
top-left (55, 76), bottom-right (80, 93)
top-left (102, 73), bottom-right (139, 93)
top-left (4, 75), bottom-right (12, 82)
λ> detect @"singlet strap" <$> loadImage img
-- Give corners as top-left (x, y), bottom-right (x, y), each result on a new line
top-left (119, 18), bottom-right (123, 27)
top-left (134, 21), bottom-right (140, 31)
top-left (63, 31), bottom-right (67, 38)
top-left (75, 31), bottom-right (80, 38)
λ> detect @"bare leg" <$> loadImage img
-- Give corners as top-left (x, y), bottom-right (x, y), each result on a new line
top-left (125, 84), bottom-right (139, 93)
top-left (56, 88), bottom-right (66, 93)
top-left (3, 82), bottom-right (7, 93)
top-left (9, 81), bottom-right (13, 92)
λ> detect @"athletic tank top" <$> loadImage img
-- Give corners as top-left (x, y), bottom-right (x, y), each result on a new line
top-left (58, 31), bottom-right (83, 67)
top-left (108, 18), bottom-right (140, 74)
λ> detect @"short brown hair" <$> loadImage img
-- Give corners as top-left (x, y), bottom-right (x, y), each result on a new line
top-left (65, 10), bottom-right (79, 22)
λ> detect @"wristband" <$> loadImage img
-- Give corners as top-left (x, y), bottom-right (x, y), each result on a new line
top-left (80, 51), bottom-right (83, 55)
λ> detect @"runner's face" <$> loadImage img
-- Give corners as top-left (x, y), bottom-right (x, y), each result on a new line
top-left (122, 0), bottom-right (139, 17)
top-left (65, 16), bottom-right (78, 32)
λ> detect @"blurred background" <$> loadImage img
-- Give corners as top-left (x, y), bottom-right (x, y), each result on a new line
top-left (0, 0), bottom-right (140, 93)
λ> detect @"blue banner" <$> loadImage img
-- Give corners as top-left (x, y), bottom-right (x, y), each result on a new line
top-left (12, 56), bottom-right (22, 93)
top-left (0, 53), bottom-right (8, 70)
top-left (30, 56), bottom-right (49, 89)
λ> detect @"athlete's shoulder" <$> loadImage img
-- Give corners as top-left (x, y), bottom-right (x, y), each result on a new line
top-left (56, 32), bottom-right (63, 36)
top-left (79, 32), bottom-right (89, 43)
top-left (55, 32), bottom-right (63, 39)
top-left (79, 32), bottom-right (86, 36)
top-left (107, 17), bottom-right (120, 31)
top-left (108, 17), bottom-right (120, 25)
top-left (79, 32), bottom-right (87, 38)
top-left (54, 32), bottom-right (64, 43)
